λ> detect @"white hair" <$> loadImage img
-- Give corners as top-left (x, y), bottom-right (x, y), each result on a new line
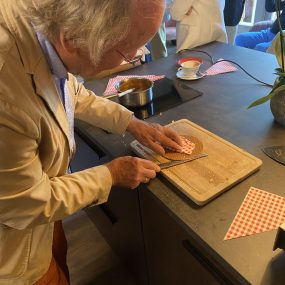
top-left (24, 0), bottom-right (131, 66)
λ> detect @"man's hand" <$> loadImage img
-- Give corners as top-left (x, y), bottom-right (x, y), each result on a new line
top-left (106, 156), bottom-right (160, 189)
top-left (127, 117), bottom-right (182, 155)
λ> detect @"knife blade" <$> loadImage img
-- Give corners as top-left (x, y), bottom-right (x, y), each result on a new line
top-left (262, 146), bottom-right (285, 166)
top-left (158, 153), bottom-right (208, 169)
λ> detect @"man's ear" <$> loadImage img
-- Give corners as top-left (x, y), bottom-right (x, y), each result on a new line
top-left (59, 31), bottom-right (78, 55)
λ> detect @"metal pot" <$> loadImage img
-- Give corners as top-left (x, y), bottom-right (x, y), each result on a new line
top-left (115, 78), bottom-right (153, 107)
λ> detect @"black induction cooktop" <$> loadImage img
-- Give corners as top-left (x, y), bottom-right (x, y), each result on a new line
top-left (111, 77), bottom-right (203, 120)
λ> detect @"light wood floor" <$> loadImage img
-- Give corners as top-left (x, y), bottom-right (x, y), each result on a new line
top-left (63, 210), bottom-right (135, 285)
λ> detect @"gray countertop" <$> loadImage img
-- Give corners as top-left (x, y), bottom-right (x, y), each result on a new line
top-left (80, 42), bottom-right (285, 285)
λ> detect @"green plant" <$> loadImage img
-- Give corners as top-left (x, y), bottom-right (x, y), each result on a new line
top-left (248, 0), bottom-right (284, 109)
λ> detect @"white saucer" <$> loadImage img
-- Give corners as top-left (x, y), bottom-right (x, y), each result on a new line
top-left (176, 70), bottom-right (205, 80)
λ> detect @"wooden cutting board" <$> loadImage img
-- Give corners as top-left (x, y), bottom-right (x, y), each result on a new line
top-left (130, 119), bottom-right (262, 206)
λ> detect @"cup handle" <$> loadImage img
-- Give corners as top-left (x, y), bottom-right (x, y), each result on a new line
top-left (178, 67), bottom-right (182, 72)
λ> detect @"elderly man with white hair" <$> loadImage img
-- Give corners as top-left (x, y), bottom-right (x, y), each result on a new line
top-left (0, 0), bottom-right (183, 284)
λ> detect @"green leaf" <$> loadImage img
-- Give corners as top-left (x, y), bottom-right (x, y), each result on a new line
top-left (248, 93), bottom-right (274, 109)
top-left (274, 33), bottom-right (285, 69)
top-left (274, 70), bottom-right (285, 77)
top-left (248, 83), bottom-right (285, 109)
top-left (272, 82), bottom-right (285, 93)
top-left (273, 78), bottom-right (285, 88)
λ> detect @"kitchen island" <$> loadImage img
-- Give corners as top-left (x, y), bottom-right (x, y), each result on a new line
top-left (72, 42), bottom-right (285, 285)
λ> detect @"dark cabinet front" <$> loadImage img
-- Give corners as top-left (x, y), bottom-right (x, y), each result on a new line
top-left (85, 187), bottom-right (147, 285)
top-left (140, 189), bottom-right (229, 285)
top-left (71, 130), bottom-right (148, 285)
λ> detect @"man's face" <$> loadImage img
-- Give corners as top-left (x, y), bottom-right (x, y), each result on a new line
top-left (68, 40), bottom-right (143, 79)
top-left (63, 0), bottom-right (164, 78)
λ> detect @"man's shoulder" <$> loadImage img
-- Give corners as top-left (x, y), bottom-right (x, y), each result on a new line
top-left (0, 27), bottom-right (40, 128)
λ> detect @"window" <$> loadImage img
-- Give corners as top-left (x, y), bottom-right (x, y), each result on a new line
top-left (240, 0), bottom-right (258, 26)
top-left (237, 0), bottom-right (272, 33)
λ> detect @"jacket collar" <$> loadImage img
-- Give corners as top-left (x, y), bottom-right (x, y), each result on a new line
top-left (35, 30), bottom-right (68, 80)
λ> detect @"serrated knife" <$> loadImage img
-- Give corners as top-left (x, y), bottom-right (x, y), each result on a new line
top-left (158, 153), bottom-right (208, 169)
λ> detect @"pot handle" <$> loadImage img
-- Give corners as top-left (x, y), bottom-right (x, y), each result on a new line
top-left (103, 88), bottom-right (135, 99)
top-left (103, 93), bottom-right (118, 99)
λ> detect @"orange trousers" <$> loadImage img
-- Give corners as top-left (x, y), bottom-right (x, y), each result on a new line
top-left (34, 221), bottom-right (70, 285)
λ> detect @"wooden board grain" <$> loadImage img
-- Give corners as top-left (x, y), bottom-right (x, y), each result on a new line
top-left (130, 119), bottom-right (262, 206)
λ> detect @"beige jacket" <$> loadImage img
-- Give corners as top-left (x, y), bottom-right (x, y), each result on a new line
top-left (170, 0), bottom-right (227, 51)
top-left (0, 0), bottom-right (133, 284)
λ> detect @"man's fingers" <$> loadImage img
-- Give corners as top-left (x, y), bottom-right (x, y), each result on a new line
top-left (141, 159), bottom-right (161, 172)
top-left (128, 119), bottom-right (183, 156)
top-left (154, 134), bottom-right (182, 152)
top-left (106, 156), bottom-right (161, 189)
top-left (163, 137), bottom-right (183, 151)
top-left (141, 168), bottom-right (158, 180)
top-left (164, 128), bottom-right (183, 146)
top-left (150, 127), bottom-right (182, 152)
top-left (147, 140), bottom-right (166, 156)
top-left (136, 159), bottom-right (160, 184)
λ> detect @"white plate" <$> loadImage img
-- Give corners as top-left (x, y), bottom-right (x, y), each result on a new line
top-left (176, 70), bottom-right (205, 80)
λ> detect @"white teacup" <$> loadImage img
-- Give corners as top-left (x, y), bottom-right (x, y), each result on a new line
top-left (178, 60), bottom-right (201, 77)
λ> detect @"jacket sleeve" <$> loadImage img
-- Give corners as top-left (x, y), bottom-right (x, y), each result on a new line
top-left (170, 0), bottom-right (195, 21)
top-left (0, 99), bottom-right (112, 230)
top-left (72, 77), bottom-right (134, 135)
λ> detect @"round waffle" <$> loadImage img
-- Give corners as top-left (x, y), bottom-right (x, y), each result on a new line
top-left (164, 135), bottom-right (203, 160)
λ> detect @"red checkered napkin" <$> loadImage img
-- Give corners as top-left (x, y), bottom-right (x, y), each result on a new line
top-left (205, 59), bottom-right (237, 76)
top-left (103, 75), bottom-right (165, 96)
top-left (224, 187), bottom-right (285, 240)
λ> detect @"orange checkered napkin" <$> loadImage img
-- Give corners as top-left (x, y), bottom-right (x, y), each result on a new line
top-left (180, 136), bottom-right (196, 155)
top-left (224, 187), bottom-right (285, 240)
